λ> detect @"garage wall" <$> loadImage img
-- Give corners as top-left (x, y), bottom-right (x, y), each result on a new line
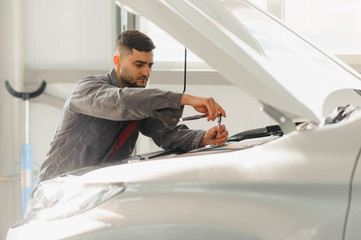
top-left (25, 0), bottom-right (115, 70)
top-left (0, 0), bottom-right (23, 238)
top-left (0, 0), bottom-right (116, 239)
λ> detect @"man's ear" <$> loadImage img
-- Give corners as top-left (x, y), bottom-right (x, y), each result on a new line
top-left (113, 55), bottom-right (121, 68)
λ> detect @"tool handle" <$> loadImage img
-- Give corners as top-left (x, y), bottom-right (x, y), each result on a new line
top-left (5, 80), bottom-right (46, 100)
top-left (181, 114), bottom-right (207, 121)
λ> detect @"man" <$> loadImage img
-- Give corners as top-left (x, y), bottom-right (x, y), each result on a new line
top-left (38, 30), bottom-right (228, 183)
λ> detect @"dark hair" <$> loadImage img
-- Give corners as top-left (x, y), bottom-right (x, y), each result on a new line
top-left (116, 30), bottom-right (155, 53)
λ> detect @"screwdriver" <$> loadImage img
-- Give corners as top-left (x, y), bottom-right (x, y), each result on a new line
top-left (180, 114), bottom-right (207, 121)
top-left (180, 113), bottom-right (222, 122)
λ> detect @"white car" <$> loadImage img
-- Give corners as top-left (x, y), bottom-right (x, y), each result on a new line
top-left (7, 0), bottom-right (361, 239)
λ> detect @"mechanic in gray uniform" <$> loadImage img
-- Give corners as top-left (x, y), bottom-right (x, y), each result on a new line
top-left (38, 30), bottom-right (228, 183)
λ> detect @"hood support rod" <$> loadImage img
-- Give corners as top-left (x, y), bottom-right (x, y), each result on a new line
top-left (260, 102), bottom-right (296, 134)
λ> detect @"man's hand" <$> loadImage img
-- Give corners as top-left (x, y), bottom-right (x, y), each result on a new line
top-left (199, 125), bottom-right (229, 147)
top-left (181, 94), bottom-right (226, 121)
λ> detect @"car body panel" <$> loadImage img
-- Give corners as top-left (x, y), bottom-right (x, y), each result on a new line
top-left (81, 117), bottom-right (360, 184)
top-left (4, 179), bottom-right (352, 240)
top-left (7, 113), bottom-right (361, 240)
top-left (3, 182), bottom-right (351, 240)
top-left (345, 149), bottom-right (361, 239)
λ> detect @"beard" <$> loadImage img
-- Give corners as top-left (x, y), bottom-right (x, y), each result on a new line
top-left (120, 75), bottom-right (148, 88)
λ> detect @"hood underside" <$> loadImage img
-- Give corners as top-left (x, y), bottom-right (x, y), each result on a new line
top-left (116, 0), bottom-right (361, 123)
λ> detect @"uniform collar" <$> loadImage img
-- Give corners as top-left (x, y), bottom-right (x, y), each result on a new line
top-left (109, 68), bottom-right (122, 88)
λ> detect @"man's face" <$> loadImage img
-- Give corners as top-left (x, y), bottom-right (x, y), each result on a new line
top-left (115, 49), bottom-right (154, 88)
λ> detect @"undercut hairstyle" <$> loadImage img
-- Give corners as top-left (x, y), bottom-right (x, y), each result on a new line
top-left (115, 30), bottom-right (156, 54)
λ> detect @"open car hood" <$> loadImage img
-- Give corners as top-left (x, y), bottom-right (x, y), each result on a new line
top-left (115, 0), bottom-right (361, 124)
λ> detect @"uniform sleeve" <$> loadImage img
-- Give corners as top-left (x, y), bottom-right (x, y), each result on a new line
top-left (140, 117), bottom-right (206, 152)
top-left (68, 76), bottom-right (183, 128)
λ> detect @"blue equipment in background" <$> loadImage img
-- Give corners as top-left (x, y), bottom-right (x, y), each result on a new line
top-left (5, 80), bottom-right (46, 218)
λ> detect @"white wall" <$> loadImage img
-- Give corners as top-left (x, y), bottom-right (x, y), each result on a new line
top-left (0, 0), bottom-right (23, 238)
top-left (25, 0), bottom-right (115, 70)
top-left (0, 0), bottom-right (116, 238)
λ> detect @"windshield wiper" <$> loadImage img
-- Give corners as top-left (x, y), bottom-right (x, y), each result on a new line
top-left (228, 125), bottom-right (283, 142)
